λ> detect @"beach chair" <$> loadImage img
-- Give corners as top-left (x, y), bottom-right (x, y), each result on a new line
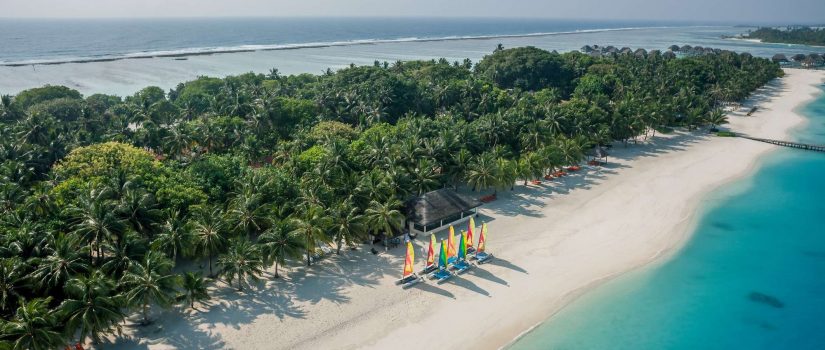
top-left (429, 267), bottom-right (455, 284)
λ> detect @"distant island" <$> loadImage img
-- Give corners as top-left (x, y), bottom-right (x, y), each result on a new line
top-left (743, 26), bottom-right (825, 46)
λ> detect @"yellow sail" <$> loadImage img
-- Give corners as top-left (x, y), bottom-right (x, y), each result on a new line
top-left (448, 226), bottom-right (457, 258)
top-left (426, 234), bottom-right (436, 265)
top-left (403, 241), bottom-right (414, 277)
top-left (467, 217), bottom-right (476, 249)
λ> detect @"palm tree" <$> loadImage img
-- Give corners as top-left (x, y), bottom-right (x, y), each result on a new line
top-left (120, 251), bottom-right (179, 325)
top-left (1, 298), bottom-right (65, 350)
top-left (151, 209), bottom-right (192, 262)
top-left (706, 108), bottom-right (728, 132)
top-left (258, 225), bottom-right (304, 278)
top-left (364, 198), bottom-right (405, 251)
top-left (190, 207), bottom-right (227, 277)
top-left (465, 153), bottom-right (498, 194)
top-left (228, 192), bottom-right (271, 237)
top-left (218, 238), bottom-right (264, 291)
top-left (58, 270), bottom-right (125, 345)
top-left (116, 186), bottom-right (161, 237)
top-left (177, 272), bottom-right (209, 310)
top-left (328, 200), bottom-right (366, 255)
top-left (408, 159), bottom-right (440, 196)
top-left (27, 233), bottom-right (89, 292)
top-left (65, 187), bottom-right (125, 265)
top-left (288, 205), bottom-right (331, 266)
top-left (0, 257), bottom-right (24, 313)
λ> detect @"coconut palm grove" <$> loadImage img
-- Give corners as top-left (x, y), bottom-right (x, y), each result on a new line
top-left (0, 46), bottom-right (781, 348)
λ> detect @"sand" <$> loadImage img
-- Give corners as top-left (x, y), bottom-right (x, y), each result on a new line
top-left (110, 68), bottom-right (825, 350)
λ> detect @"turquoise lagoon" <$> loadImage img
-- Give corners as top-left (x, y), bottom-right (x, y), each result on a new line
top-left (511, 87), bottom-right (825, 350)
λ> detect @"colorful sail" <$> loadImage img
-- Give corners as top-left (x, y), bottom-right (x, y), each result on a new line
top-left (467, 217), bottom-right (475, 250)
top-left (403, 241), bottom-right (415, 277)
top-left (478, 223), bottom-right (487, 253)
top-left (439, 240), bottom-right (449, 268)
top-left (458, 232), bottom-right (467, 260)
top-left (426, 234), bottom-right (436, 266)
top-left (448, 226), bottom-right (457, 258)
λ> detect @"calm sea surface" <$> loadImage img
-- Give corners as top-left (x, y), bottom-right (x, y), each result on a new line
top-left (510, 89), bottom-right (825, 349)
top-left (0, 18), bottom-right (823, 96)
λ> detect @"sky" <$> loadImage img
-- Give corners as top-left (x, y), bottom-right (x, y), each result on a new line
top-left (2, 0), bottom-right (824, 24)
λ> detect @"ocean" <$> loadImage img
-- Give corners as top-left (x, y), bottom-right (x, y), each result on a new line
top-left (510, 89), bottom-right (825, 349)
top-left (0, 18), bottom-right (822, 96)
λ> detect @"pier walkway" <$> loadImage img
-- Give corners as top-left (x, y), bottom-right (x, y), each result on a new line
top-left (738, 135), bottom-right (825, 153)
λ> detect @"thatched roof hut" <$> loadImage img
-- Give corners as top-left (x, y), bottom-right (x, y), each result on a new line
top-left (680, 45), bottom-right (692, 52)
top-left (581, 45), bottom-right (593, 53)
top-left (663, 51), bottom-right (677, 59)
top-left (634, 48), bottom-right (647, 58)
top-left (693, 45), bottom-right (704, 52)
top-left (648, 49), bottom-right (661, 57)
top-left (405, 189), bottom-right (482, 232)
top-left (772, 54), bottom-right (788, 63)
top-left (808, 53), bottom-right (824, 62)
top-left (605, 46), bottom-right (618, 53)
top-left (589, 51), bottom-right (603, 58)
top-left (669, 45), bottom-right (680, 51)
top-left (740, 52), bottom-right (753, 59)
top-left (620, 47), bottom-right (632, 54)
top-left (791, 53), bottom-right (807, 61)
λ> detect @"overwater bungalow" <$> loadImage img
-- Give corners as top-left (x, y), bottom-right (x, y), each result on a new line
top-left (791, 53), bottom-right (807, 62)
top-left (669, 44), bottom-right (681, 51)
top-left (772, 53), bottom-right (788, 63)
top-left (581, 45), bottom-right (594, 53)
top-left (680, 45), bottom-right (692, 52)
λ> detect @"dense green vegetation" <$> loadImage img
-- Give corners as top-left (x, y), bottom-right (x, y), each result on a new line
top-left (744, 26), bottom-right (825, 46)
top-left (0, 46), bottom-right (781, 348)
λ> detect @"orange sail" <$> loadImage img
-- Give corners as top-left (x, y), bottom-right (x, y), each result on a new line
top-left (478, 223), bottom-right (487, 253)
top-left (403, 241), bottom-right (415, 277)
top-left (448, 226), bottom-right (457, 258)
top-left (426, 234), bottom-right (436, 266)
top-left (467, 217), bottom-right (475, 249)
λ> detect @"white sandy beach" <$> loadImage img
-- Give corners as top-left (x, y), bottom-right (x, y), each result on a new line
top-left (112, 68), bottom-right (825, 350)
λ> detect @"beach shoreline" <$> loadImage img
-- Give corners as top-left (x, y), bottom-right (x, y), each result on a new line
top-left (111, 68), bottom-right (825, 350)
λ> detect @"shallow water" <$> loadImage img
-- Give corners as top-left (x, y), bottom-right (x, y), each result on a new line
top-left (510, 89), bottom-right (825, 349)
top-left (1, 19), bottom-right (822, 96)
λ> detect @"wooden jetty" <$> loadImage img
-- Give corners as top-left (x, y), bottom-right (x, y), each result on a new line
top-left (738, 135), bottom-right (825, 153)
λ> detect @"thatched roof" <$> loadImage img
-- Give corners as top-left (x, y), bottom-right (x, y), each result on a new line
top-left (680, 45), bottom-right (692, 51)
top-left (405, 189), bottom-right (482, 227)
top-left (772, 54), bottom-right (788, 62)
top-left (669, 45), bottom-right (680, 51)
top-left (648, 49), bottom-right (661, 57)
top-left (791, 53), bottom-right (806, 61)
top-left (634, 48), bottom-right (647, 58)
top-left (663, 51), bottom-right (677, 59)
top-left (581, 45), bottom-right (593, 53)
top-left (808, 53), bottom-right (824, 62)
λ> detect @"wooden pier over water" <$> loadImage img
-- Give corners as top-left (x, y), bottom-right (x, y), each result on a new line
top-left (738, 135), bottom-right (825, 153)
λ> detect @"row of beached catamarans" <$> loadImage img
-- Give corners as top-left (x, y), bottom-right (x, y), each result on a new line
top-left (395, 217), bottom-right (492, 288)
